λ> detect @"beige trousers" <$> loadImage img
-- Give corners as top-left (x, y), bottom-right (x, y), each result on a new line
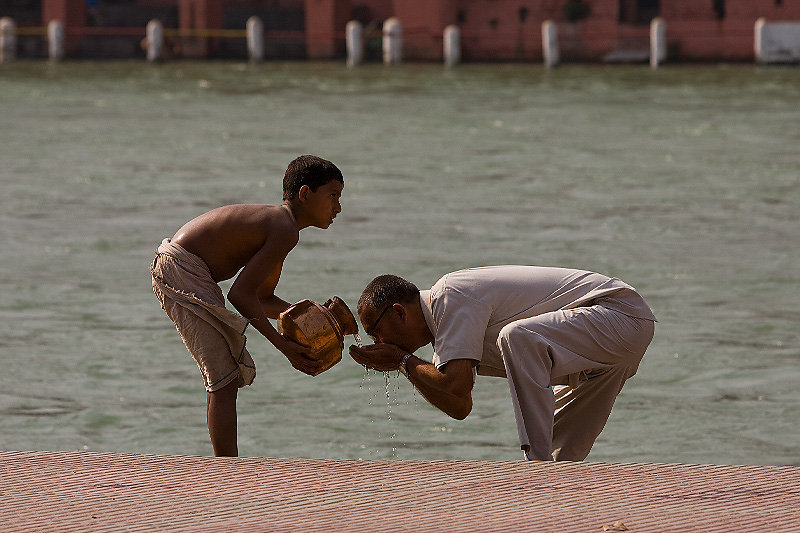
top-left (497, 304), bottom-right (654, 461)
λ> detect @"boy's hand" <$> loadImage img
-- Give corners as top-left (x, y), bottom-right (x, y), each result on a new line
top-left (275, 335), bottom-right (325, 376)
top-left (349, 343), bottom-right (405, 372)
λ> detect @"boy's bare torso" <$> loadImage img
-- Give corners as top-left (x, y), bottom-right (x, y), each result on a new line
top-left (171, 204), bottom-right (298, 283)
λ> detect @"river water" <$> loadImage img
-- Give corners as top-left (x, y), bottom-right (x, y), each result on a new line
top-left (1, 61), bottom-right (798, 465)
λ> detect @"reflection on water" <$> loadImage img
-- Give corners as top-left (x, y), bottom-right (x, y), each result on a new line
top-left (0, 61), bottom-right (798, 464)
top-left (3, 400), bottom-right (85, 417)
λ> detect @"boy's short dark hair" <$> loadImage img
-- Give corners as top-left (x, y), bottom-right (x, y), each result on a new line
top-left (282, 155), bottom-right (344, 201)
top-left (358, 274), bottom-right (420, 317)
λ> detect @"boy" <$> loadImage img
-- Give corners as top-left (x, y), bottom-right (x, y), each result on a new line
top-left (150, 155), bottom-right (344, 456)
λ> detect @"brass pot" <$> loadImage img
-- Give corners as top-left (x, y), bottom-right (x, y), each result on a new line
top-left (278, 296), bottom-right (358, 374)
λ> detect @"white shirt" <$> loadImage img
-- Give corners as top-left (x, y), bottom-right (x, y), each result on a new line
top-left (418, 266), bottom-right (657, 377)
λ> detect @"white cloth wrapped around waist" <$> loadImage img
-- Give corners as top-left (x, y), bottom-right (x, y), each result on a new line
top-left (151, 238), bottom-right (255, 389)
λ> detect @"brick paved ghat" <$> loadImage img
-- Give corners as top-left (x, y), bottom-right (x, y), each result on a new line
top-left (1, 450), bottom-right (798, 532)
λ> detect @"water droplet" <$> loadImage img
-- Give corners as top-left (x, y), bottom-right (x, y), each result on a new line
top-left (384, 372), bottom-right (398, 457)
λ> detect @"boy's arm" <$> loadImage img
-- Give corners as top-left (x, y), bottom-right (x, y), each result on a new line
top-left (259, 293), bottom-right (292, 320)
top-left (227, 226), bottom-right (324, 376)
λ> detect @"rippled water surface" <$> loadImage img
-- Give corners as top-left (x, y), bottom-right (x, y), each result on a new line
top-left (1, 61), bottom-right (798, 465)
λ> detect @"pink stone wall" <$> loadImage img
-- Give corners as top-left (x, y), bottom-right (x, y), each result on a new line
top-left (32, 0), bottom-right (800, 60)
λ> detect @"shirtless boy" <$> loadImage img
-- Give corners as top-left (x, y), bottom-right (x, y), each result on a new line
top-left (150, 155), bottom-right (344, 456)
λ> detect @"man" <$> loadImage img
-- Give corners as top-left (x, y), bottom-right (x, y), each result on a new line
top-left (349, 266), bottom-right (656, 461)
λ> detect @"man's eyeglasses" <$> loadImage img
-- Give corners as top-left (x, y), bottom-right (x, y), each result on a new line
top-left (365, 304), bottom-right (392, 342)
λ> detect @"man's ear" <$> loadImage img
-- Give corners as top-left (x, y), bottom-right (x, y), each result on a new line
top-left (394, 303), bottom-right (407, 323)
top-left (297, 184), bottom-right (311, 202)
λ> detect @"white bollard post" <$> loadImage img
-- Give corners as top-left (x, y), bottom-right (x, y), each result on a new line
top-left (650, 17), bottom-right (666, 68)
top-left (443, 24), bottom-right (460, 67)
top-left (47, 19), bottom-right (64, 62)
top-left (0, 17), bottom-right (17, 63)
top-left (754, 17), bottom-right (766, 63)
top-left (146, 19), bottom-right (163, 62)
top-left (382, 17), bottom-right (402, 64)
top-left (346, 20), bottom-right (363, 67)
top-left (247, 16), bottom-right (264, 63)
top-left (542, 20), bottom-right (559, 68)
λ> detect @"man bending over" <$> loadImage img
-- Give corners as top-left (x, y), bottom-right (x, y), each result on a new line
top-left (349, 265), bottom-right (656, 461)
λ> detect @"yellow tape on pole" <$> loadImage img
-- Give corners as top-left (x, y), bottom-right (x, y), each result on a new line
top-left (163, 28), bottom-right (248, 38)
top-left (14, 27), bottom-right (248, 38)
top-left (15, 27), bottom-right (48, 36)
